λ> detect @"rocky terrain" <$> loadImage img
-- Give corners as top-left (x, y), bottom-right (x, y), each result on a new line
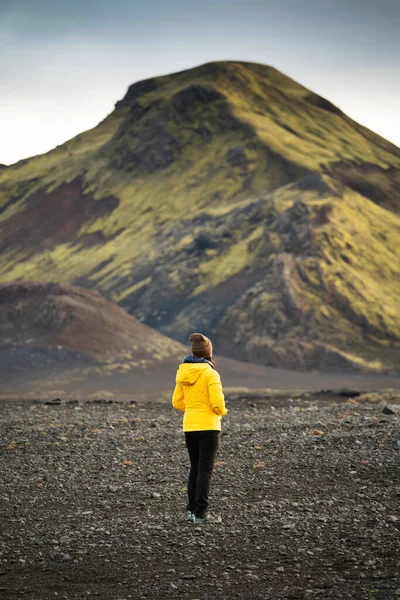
top-left (0, 61), bottom-right (399, 372)
top-left (1, 390), bottom-right (399, 599)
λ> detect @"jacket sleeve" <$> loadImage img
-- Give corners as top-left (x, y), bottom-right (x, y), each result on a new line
top-left (208, 370), bottom-right (228, 416)
top-left (172, 382), bottom-right (185, 412)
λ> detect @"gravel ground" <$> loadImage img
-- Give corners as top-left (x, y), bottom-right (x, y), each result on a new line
top-left (1, 393), bottom-right (399, 600)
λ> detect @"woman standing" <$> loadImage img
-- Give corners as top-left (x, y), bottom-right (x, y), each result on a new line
top-left (172, 332), bottom-right (228, 524)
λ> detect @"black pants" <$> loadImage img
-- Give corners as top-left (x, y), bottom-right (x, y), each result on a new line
top-left (185, 430), bottom-right (220, 518)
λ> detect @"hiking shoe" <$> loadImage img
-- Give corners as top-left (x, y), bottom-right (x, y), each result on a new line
top-left (193, 514), bottom-right (222, 525)
top-left (186, 511), bottom-right (195, 522)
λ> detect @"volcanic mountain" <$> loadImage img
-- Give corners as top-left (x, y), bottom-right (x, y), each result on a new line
top-left (0, 61), bottom-right (399, 372)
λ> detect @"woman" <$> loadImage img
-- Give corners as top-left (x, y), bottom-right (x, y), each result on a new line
top-left (172, 332), bottom-right (228, 524)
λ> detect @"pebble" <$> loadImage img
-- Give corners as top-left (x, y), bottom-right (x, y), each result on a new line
top-left (60, 554), bottom-right (72, 561)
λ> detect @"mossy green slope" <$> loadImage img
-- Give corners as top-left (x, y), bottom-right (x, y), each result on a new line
top-left (0, 61), bottom-right (399, 371)
top-left (214, 177), bottom-right (400, 372)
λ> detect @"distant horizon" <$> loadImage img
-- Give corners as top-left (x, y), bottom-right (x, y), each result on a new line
top-left (1, 0), bottom-right (399, 165)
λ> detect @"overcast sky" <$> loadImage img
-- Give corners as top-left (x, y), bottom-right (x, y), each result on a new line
top-left (1, 0), bottom-right (399, 165)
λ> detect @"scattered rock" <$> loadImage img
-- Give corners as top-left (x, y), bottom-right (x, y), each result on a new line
top-left (60, 553), bottom-right (72, 561)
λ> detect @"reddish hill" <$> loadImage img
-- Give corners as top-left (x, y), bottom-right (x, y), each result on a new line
top-left (0, 282), bottom-right (186, 390)
top-left (0, 282), bottom-right (185, 355)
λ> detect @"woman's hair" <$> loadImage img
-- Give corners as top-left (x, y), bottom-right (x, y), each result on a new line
top-left (191, 348), bottom-right (216, 366)
top-left (202, 354), bottom-right (216, 366)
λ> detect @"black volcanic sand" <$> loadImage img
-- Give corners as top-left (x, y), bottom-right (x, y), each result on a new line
top-left (2, 355), bottom-right (400, 397)
top-left (1, 393), bottom-right (399, 600)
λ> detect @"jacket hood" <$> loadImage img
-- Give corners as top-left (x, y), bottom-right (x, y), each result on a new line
top-left (176, 363), bottom-right (211, 385)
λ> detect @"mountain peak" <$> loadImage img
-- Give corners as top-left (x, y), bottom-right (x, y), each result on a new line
top-left (115, 60), bottom-right (306, 110)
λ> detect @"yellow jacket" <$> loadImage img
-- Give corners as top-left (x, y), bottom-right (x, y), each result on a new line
top-left (172, 363), bottom-right (228, 432)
